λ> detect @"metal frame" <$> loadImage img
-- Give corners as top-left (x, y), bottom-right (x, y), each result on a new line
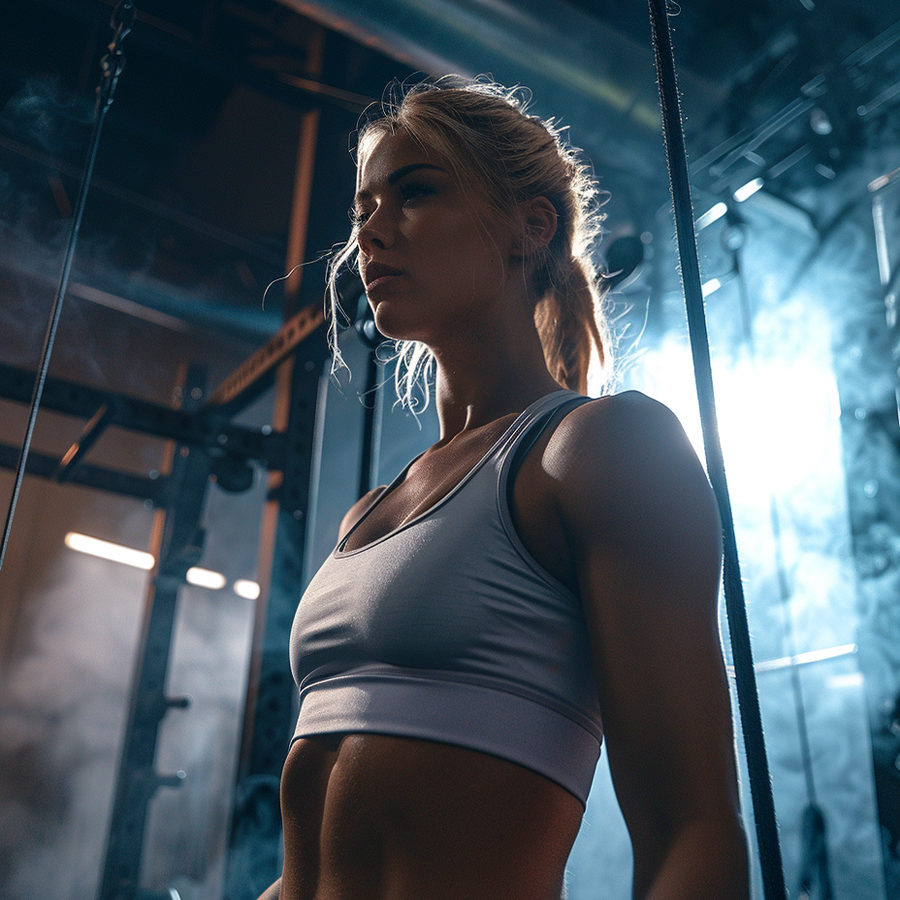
top-left (0, 303), bottom-right (326, 900)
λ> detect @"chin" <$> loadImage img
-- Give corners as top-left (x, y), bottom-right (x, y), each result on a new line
top-left (372, 306), bottom-right (427, 344)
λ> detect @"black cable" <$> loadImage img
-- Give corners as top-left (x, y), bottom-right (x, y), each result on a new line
top-left (647, 2), bottom-right (788, 897)
top-left (0, 2), bottom-right (135, 576)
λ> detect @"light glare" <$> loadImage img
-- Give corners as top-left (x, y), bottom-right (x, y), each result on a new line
top-left (734, 178), bottom-right (764, 202)
top-left (753, 643), bottom-right (857, 673)
top-left (186, 567), bottom-right (227, 590)
top-left (234, 579), bottom-right (261, 600)
top-left (65, 532), bottom-right (154, 570)
top-left (696, 202), bottom-right (728, 231)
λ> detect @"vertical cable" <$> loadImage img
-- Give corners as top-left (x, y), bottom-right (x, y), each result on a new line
top-left (0, 1), bottom-right (135, 576)
top-left (647, 1), bottom-right (788, 897)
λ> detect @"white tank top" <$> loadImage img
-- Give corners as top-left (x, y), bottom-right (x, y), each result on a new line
top-left (289, 390), bottom-right (603, 804)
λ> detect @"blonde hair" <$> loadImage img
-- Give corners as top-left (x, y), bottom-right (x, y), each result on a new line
top-left (327, 76), bottom-right (611, 406)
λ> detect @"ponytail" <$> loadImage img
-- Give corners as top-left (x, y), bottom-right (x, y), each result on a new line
top-left (534, 251), bottom-right (609, 395)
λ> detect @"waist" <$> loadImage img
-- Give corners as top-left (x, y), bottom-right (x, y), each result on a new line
top-left (280, 733), bottom-right (582, 900)
top-left (293, 663), bottom-right (603, 805)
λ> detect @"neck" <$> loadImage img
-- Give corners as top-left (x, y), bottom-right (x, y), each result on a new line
top-left (431, 321), bottom-right (564, 439)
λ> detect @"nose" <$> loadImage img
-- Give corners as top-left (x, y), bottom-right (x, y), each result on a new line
top-left (357, 205), bottom-right (393, 254)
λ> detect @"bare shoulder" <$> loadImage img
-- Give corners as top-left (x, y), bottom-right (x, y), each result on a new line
top-left (545, 389), bottom-right (706, 493)
top-left (554, 393), bottom-right (747, 897)
top-left (545, 390), bottom-right (721, 577)
top-left (552, 389), bottom-right (693, 459)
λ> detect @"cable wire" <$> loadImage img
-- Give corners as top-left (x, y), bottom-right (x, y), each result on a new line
top-left (647, 1), bottom-right (788, 897)
top-left (0, 2), bottom-right (135, 576)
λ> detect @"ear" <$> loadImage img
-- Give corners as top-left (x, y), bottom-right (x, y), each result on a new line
top-left (515, 196), bottom-right (558, 256)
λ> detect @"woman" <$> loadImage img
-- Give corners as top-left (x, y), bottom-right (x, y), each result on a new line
top-left (262, 78), bottom-right (750, 900)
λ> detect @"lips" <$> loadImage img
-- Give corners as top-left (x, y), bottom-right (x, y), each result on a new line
top-left (363, 261), bottom-right (403, 289)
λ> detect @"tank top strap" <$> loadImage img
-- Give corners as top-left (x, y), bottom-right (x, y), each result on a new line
top-left (495, 390), bottom-right (593, 478)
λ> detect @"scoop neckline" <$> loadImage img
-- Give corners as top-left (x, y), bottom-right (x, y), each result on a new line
top-left (334, 390), bottom-right (576, 557)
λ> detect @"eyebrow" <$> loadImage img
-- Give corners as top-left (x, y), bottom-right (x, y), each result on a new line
top-left (388, 162), bottom-right (445, 184)
top-left (354, 163), bottom-right (446, 206)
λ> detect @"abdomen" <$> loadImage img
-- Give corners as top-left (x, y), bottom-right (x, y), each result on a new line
top-left (279, 733), bottom-right (582, 900)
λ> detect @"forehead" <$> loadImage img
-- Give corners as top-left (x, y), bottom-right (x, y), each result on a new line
top-left (356, 129), bottom-right (445, 189)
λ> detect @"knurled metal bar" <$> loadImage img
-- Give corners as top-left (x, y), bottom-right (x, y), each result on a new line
top-left (0, 0), bottom-right (134, 576)
top-left (648, 1), bottom-right (787, 897)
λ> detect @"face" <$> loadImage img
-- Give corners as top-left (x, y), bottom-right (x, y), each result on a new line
top-left (353, 129), bottom-right (518, 346)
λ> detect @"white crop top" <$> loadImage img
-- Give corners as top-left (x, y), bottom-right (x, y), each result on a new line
top-left (289, 390), bottom-right (603, 804)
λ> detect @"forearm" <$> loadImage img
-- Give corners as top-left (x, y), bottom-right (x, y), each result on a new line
top-left (636, 818), bottom-right (750, 900)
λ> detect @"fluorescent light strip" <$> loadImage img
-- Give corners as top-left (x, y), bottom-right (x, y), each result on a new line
top-left (234, 579), bottom-right (261, 600)
top-left (65, 533), bottom-right (226, 591)
top-left (701, 278), bottom-right (722, 298)
top-left (696, 202), bottom-right (728, 231)
top-left (65, 532), bottom-right (155, 570)
top-left (827, 673), bottom-right (863, 690)
top-left (727, 643), bottom-right (858, 676)
top-left (733, 178), bottom-right (764, 202)
top-left (186, 567), bottom-right (227, 590)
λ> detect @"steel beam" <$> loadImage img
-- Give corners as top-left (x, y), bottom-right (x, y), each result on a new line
top-left (97, 365), bottom-right (213, 900)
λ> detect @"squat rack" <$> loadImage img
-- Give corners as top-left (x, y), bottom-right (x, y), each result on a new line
top-left (0, 296), bottom-right (328, 900)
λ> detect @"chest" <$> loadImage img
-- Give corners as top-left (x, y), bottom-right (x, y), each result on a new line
top-left (291, 453), bottom-right (586, 684)
top-left (343, 417), bottom-right (519, 552)
top-left (339, 412), bottom-right (576, 596)
top-left (342, 454), bottom-right (481, 551)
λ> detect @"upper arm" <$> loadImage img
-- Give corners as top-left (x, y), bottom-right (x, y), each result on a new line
top-left (548, 393), bottom-right (742, 881)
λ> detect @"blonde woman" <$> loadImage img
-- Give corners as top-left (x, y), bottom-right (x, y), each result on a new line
top-left (262, 78), bottom-right (749, 900)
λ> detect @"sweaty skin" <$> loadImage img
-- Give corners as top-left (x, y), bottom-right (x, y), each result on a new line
top-left (261, 129), bottom-right (749, 900)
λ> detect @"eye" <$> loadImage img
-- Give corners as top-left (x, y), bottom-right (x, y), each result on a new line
top-left (400, 181), bottom-right (436, 204)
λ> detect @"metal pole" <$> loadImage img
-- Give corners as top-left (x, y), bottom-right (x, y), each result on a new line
top-left (0, 0), bottom-right (135, 576)
top-left (97, 365), bottom-right (212, 900)
top-left (647, 2), bottom-right (788, 897)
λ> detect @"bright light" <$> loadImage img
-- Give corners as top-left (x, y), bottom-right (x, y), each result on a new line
top-left (754, 643), bottom-right (857, 673)
top-left (826, 672), bottom-right (863, 690)
top-left (696, 202), bottom-right (728, 231)
top-left (734, 178), bottom-right (764, 202)
top-left (701, 278), bottom-right (722, 297)
top-left (186, 567), bottom-right (227, 590)
top-left (65, 532), bottom-right (154, 570)
top-left (717, 357), bottom-right (841, 500)
top-left (234, 579), bottom-right (261, 600)
top-left (65, 533), bottom-right (230, 590)
top-left (618, 305), bottom-right (842, 502)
